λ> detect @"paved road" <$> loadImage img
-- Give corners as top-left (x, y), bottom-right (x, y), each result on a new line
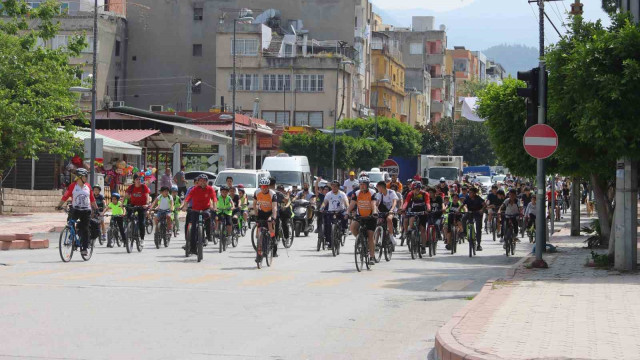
top-left (0, 226), bottom-right (530, 360)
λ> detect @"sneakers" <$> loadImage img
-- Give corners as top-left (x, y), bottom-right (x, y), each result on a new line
top-left (477, 245), bottom-right (483, 251)
top-left (368, 257), bottom-right (376, 266)
top-left (81, 249), bottom-right (88, 256)
top-left (445, 244), bottom-right (451, 250)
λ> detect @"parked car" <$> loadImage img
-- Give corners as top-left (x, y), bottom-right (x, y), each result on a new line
top-left (214, 169), bottom-right (270, 199)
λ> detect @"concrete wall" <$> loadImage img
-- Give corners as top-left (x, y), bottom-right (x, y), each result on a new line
top-left (1, 188), bottom-right (62, 214)
top-left (125, 0), bottom-right (364, 112)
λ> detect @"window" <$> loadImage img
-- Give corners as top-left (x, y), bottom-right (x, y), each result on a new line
top-left (262, 74), bottom-right (290, 92)
top-left (58, 2), bottom-right (69, 14)
top-left (284, 44), bottom-right (293, 57)
top-left (36, 37), bottom-right (46, 48)
top-left (193, 44), bottom-right (202, 57)
top-left (230, 74), bottom-right (259, 91)
top-left (294, 75), bottom-right (324, 92)
top-left (295, 111), bottom-right (323, 128)
top-left (52, 35), bottom-right (69, 50)
top-left (115, 40), bottom-right (121, 56)
top-left (193, 7), bottom-right (203, 21)
top-left (410, 43), bottom-right (422, 55)
top-left (231, 39), bottom-right (258, 56)
top-left (26, 2), bottom-right (40, 9)
top-left (262, 111), bottom-right (290, 125)
top-left (454, 59), bottom-right (469, 72)
top-left (81, 36), bottom-right (95, 53)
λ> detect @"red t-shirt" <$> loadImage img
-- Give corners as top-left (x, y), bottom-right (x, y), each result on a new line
top-left (184, 185), bottom-right (217, 211)
top-left (127, 184), bottom-right (150, 206)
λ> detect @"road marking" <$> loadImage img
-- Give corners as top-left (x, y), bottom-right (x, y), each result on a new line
top-left (121, 273), bottom-right (170, 282)
top-left (434, 280), bottom-right (474, 291)
top-left (241, 274), bottom-right (293, 287)
top-left (307, 277), bottom-right (350, 287)
top-left (184, 273), bottom-right (235, 284)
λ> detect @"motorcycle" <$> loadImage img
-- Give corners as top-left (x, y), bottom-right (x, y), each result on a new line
top-left (293, 199), bottom-right (315, 237)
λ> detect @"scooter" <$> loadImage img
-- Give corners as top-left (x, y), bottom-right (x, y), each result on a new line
top-left (293, 199), bottom-right (315, 237)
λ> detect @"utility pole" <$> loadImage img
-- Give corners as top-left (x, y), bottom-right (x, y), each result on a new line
top-left (533, 0), bottom-right (549, 268)
top-left (89, 0), bottom-right (98, 187)
top-left (186, 76), bottom-right (193, 112)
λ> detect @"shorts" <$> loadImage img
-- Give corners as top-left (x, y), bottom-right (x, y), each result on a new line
top-left (216, 213), bottom-right (233, 226)
top-left (257, 210), bottom-right (273, 222)
top-left (355, 217), bottom-right (376, 232)
top-left (155, 210), bottom-right (171, 219)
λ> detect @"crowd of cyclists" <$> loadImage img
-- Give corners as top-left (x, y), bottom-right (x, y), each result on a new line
top-left (56, 167), bottom-right (575, 269)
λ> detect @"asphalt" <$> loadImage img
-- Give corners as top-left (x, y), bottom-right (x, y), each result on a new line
top-left (0, 226), bottom-right (530, 360)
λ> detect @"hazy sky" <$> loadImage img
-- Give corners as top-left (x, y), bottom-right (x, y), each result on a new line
top-left (371, 0), bottom-right (612, 49)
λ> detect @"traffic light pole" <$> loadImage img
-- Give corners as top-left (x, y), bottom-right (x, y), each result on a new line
top-left (533, 0), bottom-right (549, 268)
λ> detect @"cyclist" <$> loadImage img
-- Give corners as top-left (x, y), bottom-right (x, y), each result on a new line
top-left (102, 192), bottom-right (126, 248)
top-left (459, 185), bottom-right (470, 202)
top-left (485, 185), bottom-right (500, 233)
top-left (56, 168), bottom-right (98, 257)
top-left (125, 174), bottom-right (151, 244)
top-left (444, 193), bottom-right (464, 250)
top-left (181, 174), bottom-right (217, 253)
top-left (276, 184), bottom-right (293, 254)
top-left (320, 180), bottom-right (349, 248)
top-left (498, 189), bottom-right (521, 247)
top-left (235, 185), bottom-right (250, 225)
top-left (348, 176), bottom-right (378, 265)
top-left (93, 185), bottom-right (107, 244)
top-left (150, 186), bottom-right (174, 232)
top-left (253, 177), bottom-right (278, 263)
top-left (374, 181), bottom-right (398, 248)
top-left (171, 186), bottom-right (181, 235)
top-left (524, 195), bottom-right (537, 234)
top-left (215, 185), bottom-right (234, 243)
top-left (519, 186), bottom-right (533, 209)
top-left (427, 187), bottom-right (444, 241)
top-left (387, 174), bottom-right (403, 193)
top-left (462, 187), bottom-right (486, 251)
top-left (402, 181), bottom-right (431, 254)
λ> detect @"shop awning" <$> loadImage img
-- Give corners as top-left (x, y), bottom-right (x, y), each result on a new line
top-left (75, 131), bottom-right (143, 156)
top-left (96, 129), bottom-right (159, 143)
top-left (197, 124), bottom-right (254, 132)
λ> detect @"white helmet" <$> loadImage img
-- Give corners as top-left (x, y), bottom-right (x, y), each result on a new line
top-left (440, 177), bottom-right (446, 182)
top-left (259, 177), bottom-right (270, 186)
top-left (358, 176), bottom-right (370, 184)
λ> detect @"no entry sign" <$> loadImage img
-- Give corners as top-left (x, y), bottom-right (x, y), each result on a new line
top-left (523, 124), bottom-right (558, 159)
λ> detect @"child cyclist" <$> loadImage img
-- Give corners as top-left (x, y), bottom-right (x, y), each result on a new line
top-left (444, 193), bottom-right (464, 250)
top-left (102, 193), bottom-right (127, 248)
top-left (216, 185), bottom-right (235, 242)
top-left (93, 185), bottom-right (107, 244)
top-left (150, 186), bottom-right (173, 232)
top-left (171, 185), bottom-right (181, 235)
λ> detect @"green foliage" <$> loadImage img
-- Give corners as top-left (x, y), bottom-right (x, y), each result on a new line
top-left (0, 0), bottom-right (87, 174)
top-left (452, 119), bottom-right (497, 166)
top-left (336, 117), bottom-right (421, 157)
top-left (280, 132), bottom-right (391, 174)
top-left (416, 123), bottom-right (451, 155)
top-left (458, 79), bottom-right (488, 97)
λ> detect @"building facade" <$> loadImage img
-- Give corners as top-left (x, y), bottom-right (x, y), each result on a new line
top-left (445, 46), bottom-right (480, 120)
top-left (371, 32), bottom-right (406, 120)
top-left (486, 59), bottom-right (506, 84)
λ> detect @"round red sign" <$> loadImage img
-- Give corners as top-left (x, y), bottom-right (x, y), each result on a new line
top-left (380, 159), bottom-right (399, 176)
top-left (523, 124), bottom-right (558, 159)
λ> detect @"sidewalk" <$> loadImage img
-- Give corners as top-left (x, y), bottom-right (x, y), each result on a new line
top-left (435, 220), bottom-right (640, 359)
top-left (0, 212), bottom-right (68, 236)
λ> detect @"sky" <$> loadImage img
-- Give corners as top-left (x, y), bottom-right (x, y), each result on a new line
top-left (370, 0), bottom-right (611, 50)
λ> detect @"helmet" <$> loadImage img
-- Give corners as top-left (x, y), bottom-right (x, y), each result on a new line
top-left (412, 181), bottom-right (422, 190)
top-left (440, 177), bottom-right (446, 182)
top-left (237, 184), bottom-right (244, 189)
top-left (259, 177), bottom-right (270, 186)
top-left (197, 174), bottom-right (208, 181)
top-left (171, 185), bottom-right (178, 192)
top-left (352, 182), bottom-right (360, 189)
top-left (358, 176), bottom-right (370, 184)
top-left (111, 193), bottom-right (121, 199)
top-left (331, 180), bottom-right (340, 186)
top-left (76, 168), bottom-right (88, 177)
top-left (220, 185), bottom-right (229, 191)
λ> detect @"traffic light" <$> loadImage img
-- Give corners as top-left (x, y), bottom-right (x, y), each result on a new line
top-left (516, 67), bottom-right (539, 128)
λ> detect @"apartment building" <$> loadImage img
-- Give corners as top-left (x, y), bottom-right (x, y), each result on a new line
top-left (215, 21), bottom-right (355, 129)
top-left (371, 32), bottom-right (406, 120)
top-left (486, 59), bottom-right (506, 84)
top-left (2, 0), bottom-right (127, 110)
top-left (383, 16), bottom-right (448, 123)
top-left (445, 46), bottom-right (480, 120)
top-left (123, 0), bottom-right (373, 117)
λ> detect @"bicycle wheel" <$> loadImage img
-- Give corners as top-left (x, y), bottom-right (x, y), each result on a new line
top-left (384, 234), bottom-right (393, 262)
top-left (98, 228), bottom-right (104, 246)
top-left (450, 226), bottom-right (457, 255)
top-left (283, 220), bottom-right (293, 249)
top-left (154, 227), bottom-right (161, 249)
top-left (136, 226), bottom-right (144, 252)
top-left (164, 225), bottom-right (171, 248)
top-left (231, 231), bottom-right (239, 248)
top-left (265, 233), bottom-right (273, 267)
top-left (81, 237), bottom-right (94, 261)
top-left (59, 226), bottom-right (74, 262)
top-left (430, 226), bottom-right (437, 257)
top-left (241, 220), bottom-right (247, 237)
top-left (251, 223), bottom-right (258, 250)
top-left (185, 225), bottom-right (191, 257)
top-left (173, 216), bottom-right (179, 238)
top-left (492, 218), bottom-right (497, 242)
top-left (354, 236), bottom-right (365, 272)
top-left (505, 226), bottom-right (512, 257)
top-left (409, 231), bottom-right (416, 260)
top-left (219, 223), bottom-right (225, 253)
top-left (146, 218), bottom-right (153, 235)
top-left (468, 224), bottom-right (475, 258)
top-left (125, 222), bottom-right (134, 253)
top-left (373, 226), bottom-right (384, 262)
top-left (197, 225), bottom-right (204, 262)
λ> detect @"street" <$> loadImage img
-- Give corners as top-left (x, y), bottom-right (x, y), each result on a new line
top-left (0, 228), bottom-right (529, 360)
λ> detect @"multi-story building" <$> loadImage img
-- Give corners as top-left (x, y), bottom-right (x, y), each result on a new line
top-left (3, 0), bottom-right (127, 111)
top-left (383, 16), bottom-right (448, 123)
top-left (215, 21), bottom-right (355, 129)
top-left (371, 32), bottom-right (405, 120)
top-left (486, 59), bottom-right (506, 84)
top-left (124, 0), bottom-right (373, 117)
top-left (472, 51), bottom-right (487, 82)
top-left (445, 46), bottom-right (480, 119)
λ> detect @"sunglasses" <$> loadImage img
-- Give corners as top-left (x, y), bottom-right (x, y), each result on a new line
top-left (260, 185), bottom-right (269, 189)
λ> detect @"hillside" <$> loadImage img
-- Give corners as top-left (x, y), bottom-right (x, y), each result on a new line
top-left (483, 44), bottom-right (539, 76)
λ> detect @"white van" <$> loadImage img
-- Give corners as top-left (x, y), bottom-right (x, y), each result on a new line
top-left (214, 169), bottom-right (270, 199)
top-left (367, 168), bottom-right (390, 188)
top-left (262, 154), bottom-right (312, 190)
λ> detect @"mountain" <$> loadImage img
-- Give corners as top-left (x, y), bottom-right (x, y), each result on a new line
top-left (371, 4), bottom-right (402, 27)
top-left (483, 44), bottom-right (539, 76)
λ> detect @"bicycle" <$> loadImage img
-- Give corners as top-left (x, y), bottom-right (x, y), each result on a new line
top-left (526, 218), bottom-right (536, 243)
top-left (315, 210), bottom-right (326, 252)
top-left (125, 206), bottom-right (146, 253)
top-left (353, 216), bottom-right (374, 272)
top-left (405, 211), bottom-right (427, 260)
top-left (465, 211), bottom-right (480, 258)
top-left (172, 209), bottom-right (180, 238)
top-left (186, 210), bottom-right (207, 262)
top-left (59, 207), bottom-right (94, 262)
top-left (145, 210), bottom-right (154, 235)
top-left (105, 214), bottom-right (123, 248)
top-left (487, 207), bottom-right (498, 242)
top-left (447, 212), bottom-right (464, 255)
top-left (255, 219), bottom-right (275, 269)
top-left (153, 209), bottom-right (171, 249)
top-left (279, 216), bottom-right (294, 249)
top-left (216, 212), bottom-right (237, 253)
top-left (503, 214), bottom-right (518, 257)
top-left (426, 212), bottom-right (439, 257)
top-left (373, 212), bottom-right (394, 262)
top-left (321, 210), bottom-right (346, 257)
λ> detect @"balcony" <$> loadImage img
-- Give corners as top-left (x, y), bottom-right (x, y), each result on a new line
top-left (425, 53), bottom-right (445, 65)
top-left (431, 100), bottom-right (444, 114)
top-left (431, 77), bottom-right (444, 89)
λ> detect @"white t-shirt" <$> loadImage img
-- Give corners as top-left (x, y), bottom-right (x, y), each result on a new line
top-left (343, 178), bottom-right (358, 191)
top-left (375, 190), bottom-right (398, 212)
top-left (72, 183), bottom-right (92, 210)
top-left (157, 195), bottom-right (173, 211)
top-left (324, 191), bottom-right (349, 212)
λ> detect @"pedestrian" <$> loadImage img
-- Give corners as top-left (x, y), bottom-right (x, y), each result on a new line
top-left (343, 171), bottom-right (357, 190)
top-left (173, 166), bottom-right (187, 197)
top-left (159, 168), bottom-right (173, 189)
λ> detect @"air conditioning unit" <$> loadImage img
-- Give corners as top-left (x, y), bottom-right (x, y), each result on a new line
top-left (149, 105), bottom-right (164, 112)
top-left (110, 101), bottom-right (124, 107)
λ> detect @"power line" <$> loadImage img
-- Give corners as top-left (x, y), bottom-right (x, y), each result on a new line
top-left (544, 11), bottom-right (564, 37)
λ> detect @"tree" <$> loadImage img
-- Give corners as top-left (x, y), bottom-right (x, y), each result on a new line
top-left (416, 123), bottom-right (451, 155)
top-left (452, 119), bottom-right (497, 166)
top-left (0, 0), bottom-right (87, 177)
top-left (336, 117), bottom-right (421, 158)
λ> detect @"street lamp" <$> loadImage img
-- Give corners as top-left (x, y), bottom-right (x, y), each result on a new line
top-left (231, 13), bottom-right (255, 169)
top-left (331, 58), bottom-right (353, 180)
